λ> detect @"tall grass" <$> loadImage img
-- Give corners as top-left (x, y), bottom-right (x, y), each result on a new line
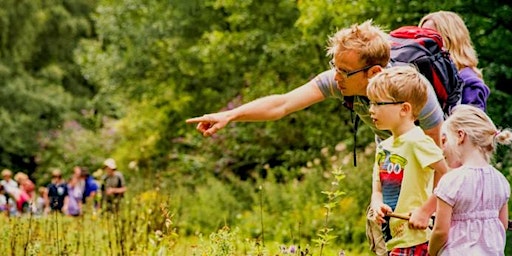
top-left (0, 145), bottom-right (393, 255)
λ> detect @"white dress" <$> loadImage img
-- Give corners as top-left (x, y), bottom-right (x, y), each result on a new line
top-left (434, 165), bottom-right (510, 255)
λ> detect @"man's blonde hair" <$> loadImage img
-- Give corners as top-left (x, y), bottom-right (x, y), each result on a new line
top-left (419, 11), bottom-right (482, 78)
top-left (367, 65), bottom-right (429, 118)
top-left (327, 20), bottom-right (391, 67)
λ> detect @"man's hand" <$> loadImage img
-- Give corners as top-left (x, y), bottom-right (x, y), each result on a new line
top-left (106, 188), bottom-right (114, 195)
top-left (186, 113), bottom-right (230, 137)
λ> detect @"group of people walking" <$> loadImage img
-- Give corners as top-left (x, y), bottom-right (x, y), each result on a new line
top-left (187, 10), bottom-right (512, 256)
top-left (0, 158), bottom-right (126, 217)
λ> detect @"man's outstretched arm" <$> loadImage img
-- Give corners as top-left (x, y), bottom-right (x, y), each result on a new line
top-left (186, 80), bottom-right (326, 137)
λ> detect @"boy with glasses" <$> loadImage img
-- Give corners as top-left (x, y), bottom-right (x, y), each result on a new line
top-left (367, 66), bottom-right (448, 255)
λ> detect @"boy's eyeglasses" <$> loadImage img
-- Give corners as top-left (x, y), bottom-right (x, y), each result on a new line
top-left (369, 101), bottom-right (405, 106)
top-left (329, 60), bottom-right (373, 78)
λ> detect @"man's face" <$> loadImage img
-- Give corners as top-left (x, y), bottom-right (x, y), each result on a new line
top-left (105, 166), bottom-right (114, 176)
top-left (331, 50), bottom-right (373, 96)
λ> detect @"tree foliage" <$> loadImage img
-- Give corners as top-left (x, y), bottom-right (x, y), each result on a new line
top-left (0, 0), bottom-right (100, 175)
top-left (1, 0), bottom-right (511, 183)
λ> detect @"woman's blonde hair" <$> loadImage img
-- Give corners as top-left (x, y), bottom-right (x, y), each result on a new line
top-left (327, 20), bottom-right (391, 67)
top-left (419, 11), bottom-right (482, 78)
top-left (444, 105), bottom-right (512, 162)
top-left (14, 172), bottom-right (28, 183)
top-left (367, 65), bottom-right (428, 118)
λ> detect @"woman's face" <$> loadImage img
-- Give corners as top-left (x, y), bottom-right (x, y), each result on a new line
top-left (441, 125), bottom-right (463, 168)
top-left (420, 19), bottom-right (437, 30)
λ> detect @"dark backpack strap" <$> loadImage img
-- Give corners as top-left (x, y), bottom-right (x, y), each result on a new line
top-left (343, 96), bottom-right (366, 167)
top-left (352, 114), bottom-right (360, 167)
top-left (343, 96), bottom-right (358, 166)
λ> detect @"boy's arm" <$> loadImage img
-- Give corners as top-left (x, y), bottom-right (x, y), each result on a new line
top-left (428, 198), bottom-right (452, 256)
top-left (370, 164), bottom-right (392, 224)
top-left (409, 159), bottom-right (448, 229)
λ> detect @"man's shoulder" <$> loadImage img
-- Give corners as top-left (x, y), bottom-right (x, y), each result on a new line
top-left (315, 69), bottom-right (342, 99)
top-left (113, 171), bottom-right (124, 178)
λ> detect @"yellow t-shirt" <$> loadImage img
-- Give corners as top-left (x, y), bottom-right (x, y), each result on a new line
top-left (373, 126), bottom-right (444, 251)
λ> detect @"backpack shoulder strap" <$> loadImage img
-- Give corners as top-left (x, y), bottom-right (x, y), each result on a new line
top-left (343, 96), bottom-right (368, 167)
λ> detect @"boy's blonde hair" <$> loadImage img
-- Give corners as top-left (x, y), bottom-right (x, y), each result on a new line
top-left (327, 20), bottom-right (391, 67)
top-left (367, 65), bottom-right (429, 118)
top-left (443, 105), bottom-right (512, 162)
top-left (419, 11), bottom-right (482, 78)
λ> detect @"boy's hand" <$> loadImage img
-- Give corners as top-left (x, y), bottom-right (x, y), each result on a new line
top-left (370, 203), bottom-right (392, 224)
top-left (409, 208), bottom-right (430, 229)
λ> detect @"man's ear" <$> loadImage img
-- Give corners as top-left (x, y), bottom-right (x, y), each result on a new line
top-left (367, 65), bottom-right (383, 78)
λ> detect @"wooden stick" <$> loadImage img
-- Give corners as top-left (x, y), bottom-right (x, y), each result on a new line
top-left (386, 212), bottom-right (410, 220)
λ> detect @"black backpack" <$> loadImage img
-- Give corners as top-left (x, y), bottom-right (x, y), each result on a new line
top-left (344, 26), bottom-right (463, 166)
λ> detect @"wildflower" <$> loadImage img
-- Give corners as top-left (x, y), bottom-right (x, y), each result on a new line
top-left (279, 245), bottom-right (288, 254)
top-left (289, 245), bottom-right (297, 253)
top-left (165, 218), bottom-right (172, 229)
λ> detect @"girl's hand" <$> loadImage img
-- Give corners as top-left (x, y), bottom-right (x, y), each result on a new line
top-left (409, 208), bottom-right (430, 229)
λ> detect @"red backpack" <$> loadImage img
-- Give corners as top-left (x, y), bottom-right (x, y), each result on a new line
top-left (388, 26), bottom-right (463, 114)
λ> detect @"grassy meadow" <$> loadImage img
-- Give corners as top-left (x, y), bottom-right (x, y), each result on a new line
top-left (3, 142), bottom-right (511, 255)
top-left (1, 145), bottom-right (379, 255)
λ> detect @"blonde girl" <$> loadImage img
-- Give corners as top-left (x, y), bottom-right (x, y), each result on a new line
top-left (429, 105), bottom-right (511, 255)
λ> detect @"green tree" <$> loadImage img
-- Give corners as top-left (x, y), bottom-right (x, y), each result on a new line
top-left (0, 0), bottom-right (102, 174)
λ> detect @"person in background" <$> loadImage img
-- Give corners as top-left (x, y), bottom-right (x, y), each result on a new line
top-left (14, 172), bottom-right (36, 202)
top-left (419, 11), bottom-right (490, 111)
top-left (44, 169), bottom-right (68, 214)
top-left (101, 158), bottom-right (126, 213)
top-left (66, 175), bottom-right (83, 217)
top-left (33, 186), bottom-right (46, 216)
top-left (367, 66), bottom-right (448, 255)
top-left (428, 105), bottom-right (511, 255)
top-left (80, 167), bottom-right (99, 208)
top-left (0, 184), bottom-right (15, 216)
top-left (1, 169), bottom-right (18, 196)
top-left (73, 166), bottom-right (86, 193)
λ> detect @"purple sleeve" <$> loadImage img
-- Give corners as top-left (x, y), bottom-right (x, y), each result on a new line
top-left (459, 67), bottom-right (490, 111)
